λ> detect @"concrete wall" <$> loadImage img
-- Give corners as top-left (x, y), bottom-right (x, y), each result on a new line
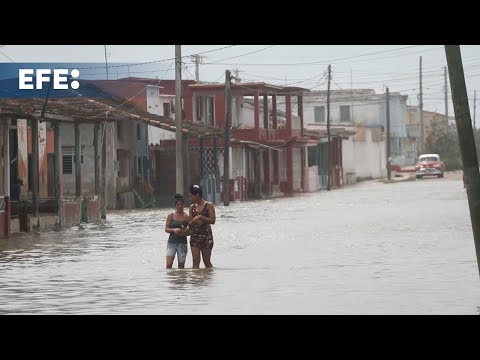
top-left (60, 123), bottom-right (96, 196)
top-left (306, 166), bottom-right (320, 192)
top-left (232, 147), bottom-right (246, 178)
top-left (292, 147), bottom-right (302, 191)
top-left (60, 122), bottom-right (117, 209)
top-left (61, 199), bottom-right (82, 227)
top-left (146, 85), bottom-right (174, 120)
top-left (342, 127), bottom-right (387, 181)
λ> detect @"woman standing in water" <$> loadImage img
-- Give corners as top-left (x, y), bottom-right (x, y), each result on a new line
top-left (164, 194), bottom-right (189, 269)
top-left (188, 184), bottom-right (216, 269)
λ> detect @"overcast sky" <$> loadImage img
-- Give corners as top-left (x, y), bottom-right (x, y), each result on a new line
top-left (1, 45), bottom-right (480, 116)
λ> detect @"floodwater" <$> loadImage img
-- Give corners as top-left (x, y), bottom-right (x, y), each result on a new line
top-left (1, 173), bottom-right (479, 314)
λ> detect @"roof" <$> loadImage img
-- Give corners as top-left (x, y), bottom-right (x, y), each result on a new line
top-left (83, 80), bottom-right (153, 111)
top-left (230, 139), bottom-right (283, 151)
top-left (189, 82), bottom-right (309, 96)
top-left (118, 77), bottom-right (197, 95)
top-left (298, 89), bottom-right (408, 103)
top-left (303, 127), bottom-right (356, 139)
top-left (0, 81), bottom-right (222, 138)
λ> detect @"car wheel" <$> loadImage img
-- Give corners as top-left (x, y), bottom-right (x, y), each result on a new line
top-left (416, 175), bottom-right (422, 179)
top-left (438, 172), bottom-right (444, 178)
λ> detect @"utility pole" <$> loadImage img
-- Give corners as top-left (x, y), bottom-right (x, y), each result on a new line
top-left (190, 54), bottom-right (203, 82)
top-left (326, 64), bottom-right (331, 191)
top-left (175, 45), bottom-right (184, 195)
top-left (233, 68), bottom-right (244, 84)
top-left (104, 45), bottom-right (109, 80)
top-left (386, 87), bottom-right (391, 180)
top-left (223, 70), bottom-right (232, 206)
top-left (101, 121), bottom-right (107, 219)
top-left (474, 90), bottom-right (477, 130)
top-left (445, 66), bottom-right (449, 124)
top-left (445, 45), bottom-right (480, 278)
top-left (419, 56), bottom-right (424, 154)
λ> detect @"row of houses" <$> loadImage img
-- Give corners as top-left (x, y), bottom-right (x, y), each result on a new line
top-left (0, 76), bottom-right (449, 236)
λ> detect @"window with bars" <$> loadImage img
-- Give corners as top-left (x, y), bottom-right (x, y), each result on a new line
top-left (62, 146), bottom-right (84, 175)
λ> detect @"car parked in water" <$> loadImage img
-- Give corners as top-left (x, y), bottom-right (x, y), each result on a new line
top-left (415, 154), bottom-right (445, 179)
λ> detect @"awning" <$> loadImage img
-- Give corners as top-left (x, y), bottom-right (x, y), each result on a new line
top-left (230, 139), bottom-right (283, 151)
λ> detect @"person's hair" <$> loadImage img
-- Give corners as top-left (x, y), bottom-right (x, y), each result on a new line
top-left (174, 193), bottom-right (184, 205)
top-left (189, 184), bottom-right (203, 197)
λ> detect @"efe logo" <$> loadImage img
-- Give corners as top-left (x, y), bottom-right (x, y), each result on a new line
top-left (19, 69), bottom-right (80, 90)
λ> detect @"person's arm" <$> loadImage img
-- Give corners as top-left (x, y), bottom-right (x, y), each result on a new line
top-left (196, 203), bottom-right (216, 225)
top-left (165, 213), bottom-right (180, 235)
top-left (188, 205), bottom-right (196, 226)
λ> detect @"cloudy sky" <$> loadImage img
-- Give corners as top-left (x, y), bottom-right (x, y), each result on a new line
top-left (1, 45), bottom-right (479, 116)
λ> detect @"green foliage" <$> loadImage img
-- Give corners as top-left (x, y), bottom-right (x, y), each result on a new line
top-left (425, 121), bottom-right (480, 170)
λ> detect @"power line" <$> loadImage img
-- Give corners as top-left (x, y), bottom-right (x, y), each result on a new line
top-left (0, 49), bottom-right (15, 63)
top-left (190, 45), bottom-right (431, 67)
top-left (75, 45), bottom-right (238, 70)
top-left (194, 45), bottom-right (276, 66)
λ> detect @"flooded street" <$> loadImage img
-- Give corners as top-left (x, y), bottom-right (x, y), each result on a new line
top-left (1, 173), bottom-right (479, 314)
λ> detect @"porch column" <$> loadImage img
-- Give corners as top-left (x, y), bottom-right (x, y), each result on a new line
top-left (286, 143), bottom-right (293, 194)
top-left (254, 150), bottom-right (261, 198)
top-left (32, 118), bottom-right (39, 217)
top-left (298, 95), bottom-right (305, 191)
top-left (301, 145), bottom-right (305, 192)
top-left (200, 137), bottom-right (205, 182)
top-left (297, 95), bottom-right (304, 137)
top-left (213, 136), bottom-right (218, 204)
top-left (54, 121), bottom-right (63, 225)
top-left (273, 150), bottom-right (279, 185)
top-left (74, 121), bottom-right (81, 198)
top-left (94, 123), bottom-right (100, 194)
top-left (254, 92), bottom-right (260, 135)
top-left (3, 119), bottom-right (10, 196)
top-left (182, 134), bottom-right (190, 198)
top-left (263, 149), bottom-right (270, 194)
top-left (285, 94), bottom-right (292, 134)
top-left (272, 94), bottom-right (278, 129)
top-left (263, 93), bottom-right (269, 137)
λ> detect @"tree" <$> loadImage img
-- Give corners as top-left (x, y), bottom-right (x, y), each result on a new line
top-left (425, 120), bottom-right (462, 170)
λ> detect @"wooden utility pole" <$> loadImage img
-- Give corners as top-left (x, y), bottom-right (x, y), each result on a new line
top-left (223, 70), bottom-right (232, 206)
top-left (419, 56), bottom-right (424, 154)
top-left (104, 45), bottom-right (109, 80)
top-left (386, 87), bottom-right (391, 180)
top-left (445, 45), bottom-right (480, 278)
top-left (75, 121), bottom-right (81, 198)
top-left (445, 66), bottom-right (449, 124)
top-left (474, 90), bottom-right (477, 130)
top-left (101, 121), bottom-right (107, 219)
top-left (175, 45), bottom-right (184, 195)
top-left (326, 64), bottom-right (331, 191)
